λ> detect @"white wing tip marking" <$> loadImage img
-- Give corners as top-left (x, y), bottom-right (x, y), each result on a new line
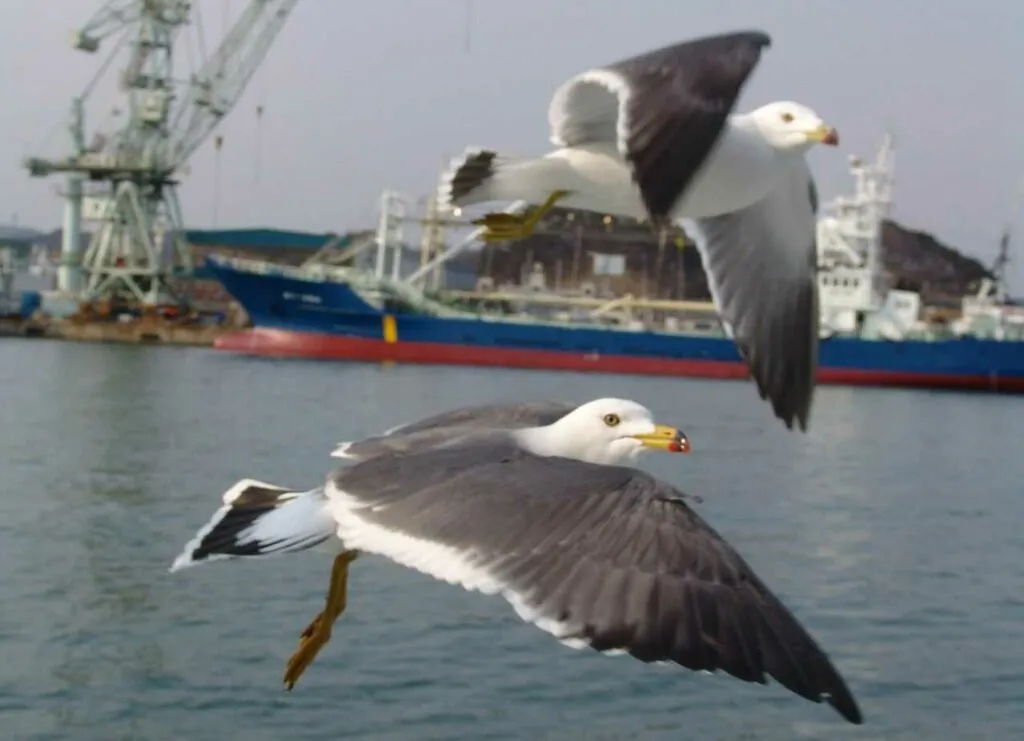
top-left (168, 548), bottom-right (234, 574)
top-left (170, 478), bottom-right (297, 573)
top-left (438, 146), bottom-right (492, 210)
top-left (168, 503), bottom-right (234, 574)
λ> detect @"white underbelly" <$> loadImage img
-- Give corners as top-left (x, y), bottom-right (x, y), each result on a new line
top-left (672, 126), bottom-right (779, 219)
top-left (673, 160), bottom-right (775, 219)
top-left (545, 145), bottom-right (648, 220)
top-left (544, 125), bottom-right (781, 222)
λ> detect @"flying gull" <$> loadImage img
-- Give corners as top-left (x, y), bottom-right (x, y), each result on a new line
top-left (439, 31), bottom-right (837, 432)
top-left (169, 397), bottom-right (861, 724)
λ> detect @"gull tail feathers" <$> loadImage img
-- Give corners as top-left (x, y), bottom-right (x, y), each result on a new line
top-left (438, 147), bottom-right (562, 209)
top-left (169, 479), bottom-right (337, 573)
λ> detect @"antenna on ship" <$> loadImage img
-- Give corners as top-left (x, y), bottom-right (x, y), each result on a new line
top-left (991, 174), bottom-right (1024, 295)
top-left (23, 0), bottom-right (298, 308)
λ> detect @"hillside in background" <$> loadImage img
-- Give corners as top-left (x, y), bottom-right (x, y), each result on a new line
top-left (0, 226), bottom-right (43, 241)
top-left (494, 208), bottom-right (996, 307)
top-left (0, 217), bottom-right (997, 307)
top-left (881, 221), bottom-right (996, 305)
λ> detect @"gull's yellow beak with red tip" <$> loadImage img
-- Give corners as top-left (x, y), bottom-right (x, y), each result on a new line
top-left (631, 424), bottom-right (690, 453)
top-left (807, 123), bottom-right (839, 146)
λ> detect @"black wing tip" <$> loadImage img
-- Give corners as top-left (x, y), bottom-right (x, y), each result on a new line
top-left (443, 148), bottom-right (499, 204)
top-left (616, 29), bottom-right (772, 57)
top-left (742, 353), bottom-right (814, 433)
top-left (829, 692), bottom-right (864, 725)
top-left (776, 399), bottom-right (813, 433)
top-left (717, 29), bottom-right (772, 47)
top-left (774, 669), bottom-right (863, 725)
top-left (687, 29), bottom-right (771, 53)
top-left (817, 672), bottom-right (863, 725)
top-left (740, 280), bottom-right (817, 434)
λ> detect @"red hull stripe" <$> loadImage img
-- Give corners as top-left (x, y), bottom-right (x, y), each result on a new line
top-left (214, 328), bottom-right (1024, 392)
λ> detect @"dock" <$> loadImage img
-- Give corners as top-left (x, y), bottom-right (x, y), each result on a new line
top-left (1, 315), bottom-right (231, 346)
top-left (54, 318), bottom-right (229, 346)
top-left (1, 297), bottom-right (245, 347)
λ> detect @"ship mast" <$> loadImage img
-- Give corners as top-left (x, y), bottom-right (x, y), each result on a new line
top-left (814, 133), bottom-right (897, 334)
top-left (989, 174), bottom-right (1023, 298)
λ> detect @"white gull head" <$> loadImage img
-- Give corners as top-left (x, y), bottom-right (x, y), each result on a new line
top-left (514, 397), bottom-right (689, 466)
top-left (747, 101), bottom-right (839, 153)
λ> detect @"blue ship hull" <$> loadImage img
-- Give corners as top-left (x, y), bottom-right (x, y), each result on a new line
top-left (207, 257), bottom-right (1024, 392)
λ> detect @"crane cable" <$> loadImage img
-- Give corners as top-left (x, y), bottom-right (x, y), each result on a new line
top-left (212, 134), bottom-right (224, 226)
top-left (208, 0), bottom-right (236, 227)
top-left (254, 104), bottom-right (264, 184)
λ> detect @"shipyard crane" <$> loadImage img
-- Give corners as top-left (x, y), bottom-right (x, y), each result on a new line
top-left (24, 0), bottom-right (298, 307)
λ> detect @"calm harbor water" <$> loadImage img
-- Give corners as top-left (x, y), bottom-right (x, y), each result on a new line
top-left (2, 339), bottom-right (1023, 740)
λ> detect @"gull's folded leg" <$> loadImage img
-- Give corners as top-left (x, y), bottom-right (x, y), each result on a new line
top-left (473, 190), bottom-right (569, 242)
top-left (283, 550), bottom-right (358, 691)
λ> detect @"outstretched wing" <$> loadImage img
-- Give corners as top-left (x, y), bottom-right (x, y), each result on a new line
top-left (326, 445), bottom-right (861, 724)
top-left (547, 31), bottom-right (771, 222)
top-left (683, 158), bottom-right (820, 431)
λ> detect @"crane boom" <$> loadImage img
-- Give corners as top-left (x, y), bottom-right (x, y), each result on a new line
top-left (170, 0), bottom-right (299, 168)
top-left (73, 0), bottom-right (148, 52)
top-left (24, 0), bottom-right (298, 307)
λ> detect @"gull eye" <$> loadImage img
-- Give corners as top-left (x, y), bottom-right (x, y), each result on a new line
top-left (603, 413), bottom-right (621, 427)
top-left (780, 112), bottom-right (794, 124)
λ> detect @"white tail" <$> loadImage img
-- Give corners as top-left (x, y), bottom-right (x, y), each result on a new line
top-left (438, 147), bottom-right (560, 210)
top-left (169, 479), bottom-right (337, 572)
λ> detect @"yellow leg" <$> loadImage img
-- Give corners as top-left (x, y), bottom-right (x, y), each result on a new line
top-left (472, 190), bottom-right (569, 242)
top-left (282, 551), bottom-right (358, 691)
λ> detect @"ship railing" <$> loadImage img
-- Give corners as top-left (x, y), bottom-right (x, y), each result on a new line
top-left (369, 275), bottom-right (467, 317)
top-left (300, 231), bottom-right (378, 268)
top-left (207, 254), bottom-right (360, 284)
top-left (204, 253), bottom-right (454, 315)
top-left (440, 290), bottom-right (720, 315)
top-left (590, 294), bottom-right (636, 318)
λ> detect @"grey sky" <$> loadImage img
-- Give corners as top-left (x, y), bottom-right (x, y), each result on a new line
top-left (3, 1), bottom-right (1023, 289)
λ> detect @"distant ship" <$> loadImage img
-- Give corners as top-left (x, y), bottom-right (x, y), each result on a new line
top-left (207, 136), bottom-right (1024, 393)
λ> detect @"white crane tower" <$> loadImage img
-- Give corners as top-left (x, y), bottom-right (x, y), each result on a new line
top-left (24, 0), bottom-right (298, 307)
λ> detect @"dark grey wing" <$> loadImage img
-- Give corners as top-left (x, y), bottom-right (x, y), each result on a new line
top-left (382, 400), bottom-right (576, 436)
top-left (332, 426), bottom-right (510, 462)
top-left (682, 159), bottom-right (820, 431)
top-left (548, 31), bottom-right (771, 224)
top-left (328, 447), bottom-right (861, 725)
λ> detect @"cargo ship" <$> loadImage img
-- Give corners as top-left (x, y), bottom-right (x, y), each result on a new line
top-left (208, 136), bottom-right (1024, 392)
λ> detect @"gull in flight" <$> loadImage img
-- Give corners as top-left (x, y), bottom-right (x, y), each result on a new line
top-left (439, 31), bottom-right (838, 432)
top-left (170, 397), bottom-right (861, 724)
